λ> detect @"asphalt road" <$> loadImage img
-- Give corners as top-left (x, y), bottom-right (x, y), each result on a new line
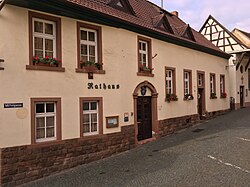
top-left (23, 108), bottom-right (250, 187)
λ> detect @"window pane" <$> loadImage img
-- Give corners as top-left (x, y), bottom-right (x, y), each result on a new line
top-left (91, 123), bottom-right (97, 132)
top-left (81, 56), bottom-right (88, 62)
top-left (83, 114), bottom-right (90, 123)
top-left (91, 113), bottom-right (97, 122)
top-left (34, 50), bottom-right (43, 57)
top-left (46, 116), bottom-right (55, 127)
top-left (84, 124), bottom-right (90, 133)
top-left (36, 117), bottom-right (45, 128)
top-left (34, 37), bottom-right (43, 50)
top-left (143, 54), bottom-right (147, 63)
top-left (81, 30), bottom-right (87, 40)
top-left (81, 44), bottom-right (88, 55)
top-left (90, 102), bottom-right (97, 110)
top-left (83, 102), bottom-right (89, 111)
top-left (89, 57), bottom-right (95, 62)
top-left (45, 39), bottom-right (53, 51)
top-left (45, 51), bottom-right (53, 58)
top-left (139, 53), bottom-right (142, 62)
top-left (46, 103), bottom-right (54, 113)
top-left (36, 103), bottom-right (44, 113)
top-left (88, 32), bottom-right (95, 41)
top-left (36, 129), bottom-right (45, 139)
top-left (89, 45), bottom-right (95, 56)
top-left (46, 127), bottom-right (55, 138)
top-left (34, 21), bottom-right (43, 33)
top-left (45, 23), bottom-right (53, 35)
top-left (139, 42), bottom-right (142, 50)
top-left (142, 43), bottom-right (146, 51)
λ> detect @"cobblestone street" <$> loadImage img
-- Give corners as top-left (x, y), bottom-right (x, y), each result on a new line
top-left (24, 108), bottom-right (250, 187)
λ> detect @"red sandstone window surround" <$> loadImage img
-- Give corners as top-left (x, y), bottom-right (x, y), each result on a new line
top-left (210, 73), bottom-right (217, 99)
top-left (31, 98), bottom-right (62, 144)
top-left (137, 36), bottom-right (153, 77)
top-left (76, 22), bottom-right (105, 74)
top-left (80, 97), bottom-right (103, 137)
top-left (27, 11), bottom-right (65, 72)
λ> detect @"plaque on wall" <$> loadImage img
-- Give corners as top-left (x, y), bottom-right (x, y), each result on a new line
top-left (106, 116), bottom-right (119, 128)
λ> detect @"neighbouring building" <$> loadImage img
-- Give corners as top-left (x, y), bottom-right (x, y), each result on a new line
top-left (200, 15), bottom-right (250, 109)
top-left (0, 1), bottom-right (230, 186)
top-left (232, 28), bottom-right (250, 48)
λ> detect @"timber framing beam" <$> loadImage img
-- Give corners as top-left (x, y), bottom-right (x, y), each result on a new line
top-left (236, 52), bottom-right (246, 70)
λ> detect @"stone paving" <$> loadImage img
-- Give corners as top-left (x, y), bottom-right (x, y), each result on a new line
top-left (23, 108), bottom-right (250, 187)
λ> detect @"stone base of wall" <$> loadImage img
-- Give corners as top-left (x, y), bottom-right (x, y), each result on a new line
top-left (234, 102), bottom-right (250, 110)
top-left (0, 125), bottom-right (135, 187)
top-left (158, 109), bottom-right (229, 137)
top-left (204, 109), bottom-right (229, 120)
top-left (158, 114), bottom-right (199, 137)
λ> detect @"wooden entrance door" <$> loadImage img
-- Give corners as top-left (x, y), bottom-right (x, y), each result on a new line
top-left (137, 96), bottom-right (152, 141)
top-left (198, 88), bottom-right (204, 119)
top-left (240, 86), bottom-right (244, 108)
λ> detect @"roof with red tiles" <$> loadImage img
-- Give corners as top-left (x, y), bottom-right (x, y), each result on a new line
top-left (66, 0), bottom-right (224, 53)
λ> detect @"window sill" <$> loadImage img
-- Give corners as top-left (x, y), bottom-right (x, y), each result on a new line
top-left (75, 68), bottom-right (105, 74)
top-left (79, 134), bottom-right (106, 140)
top-left (30, 139), bottom-right (62, 148)
top-left (183, 98), bottom-right (194, 101)
top-left (26, 65), bottom-right (65, 72)
top-left (137, 72), bottom-right (154, 77)
top-left (210, 97), bottom-right (218, 99)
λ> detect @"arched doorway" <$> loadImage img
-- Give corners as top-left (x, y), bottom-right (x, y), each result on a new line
top-left (133, 81), bottom-right (158, 142)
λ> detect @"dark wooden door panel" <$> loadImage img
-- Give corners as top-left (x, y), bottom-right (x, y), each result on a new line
top-left (137, 96), bottom-right (152, 141)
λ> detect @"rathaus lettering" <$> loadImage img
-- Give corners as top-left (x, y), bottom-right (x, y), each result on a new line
top-left (88, 83), bottom-right (120, 90)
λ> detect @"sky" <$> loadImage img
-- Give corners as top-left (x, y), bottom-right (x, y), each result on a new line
top-left (149, 0), bottom-right (250, 32)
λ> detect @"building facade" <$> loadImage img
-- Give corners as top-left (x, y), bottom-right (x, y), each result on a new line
top-left (200, 15), bottom-right (250, 109)
top-left (0, 1), bottom-right (230, 186)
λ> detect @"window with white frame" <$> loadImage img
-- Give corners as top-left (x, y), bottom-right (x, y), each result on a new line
top-left (82, 101), bottom-right (99, 135)
top-left (35, 102), bottom-right (56, 142)
top-left (210, 74), bottom-right (215, 94)
top-left (198, 74), bottom-right (203, 87)
top-left (139, 40), bottom-right (148, 67)
top-left (220, 75), bottom-right (225, 95)
top-left (166, 69), bottom-right (173, 94)
top-left (184, 71), bottom-right (191, 95)
top-left (248, 69), bottom-right (250, 91)
top-left (33, 18), bottom-right (56, 58)
top-left (80, 28), bottom-right (97, 63)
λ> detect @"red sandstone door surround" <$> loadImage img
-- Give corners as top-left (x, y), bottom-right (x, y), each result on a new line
top-left (133, 81), bottom-right (158, 143)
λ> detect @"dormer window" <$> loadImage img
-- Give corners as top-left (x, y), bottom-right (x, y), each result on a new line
top-left (108, 0), bottom-right (135, 15)
top-left (152, 14), bottom-right (173, 34)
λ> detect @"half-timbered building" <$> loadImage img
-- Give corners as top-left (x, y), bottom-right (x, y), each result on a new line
top-left (0, 1), bottom-right (230, 185)
top-left (200, 15), bottom-right (250, 109)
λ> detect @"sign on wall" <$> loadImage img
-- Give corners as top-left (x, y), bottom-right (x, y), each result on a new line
top-left (4, 103), bottom-right (23, 108)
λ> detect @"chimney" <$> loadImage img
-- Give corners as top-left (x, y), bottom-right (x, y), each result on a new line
top-left (171, 11), bottom-right (179, 17)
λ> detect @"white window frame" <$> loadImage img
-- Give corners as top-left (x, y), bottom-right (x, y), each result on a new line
top-left (220, 75), bottom-right (225, 95)
top-left (184, 71), bottom-right (190, 95)
top-left (198, 74), bottom-right (203, 87)
top-left (83, 101), bottom-right (99, 136)
top-left (35, 102), bottom-right (56, 142)
top-left (166, 70), bottom-right (173, 94)
top-left (80, 28), bottom-right (98, 63)
top-left (139, 40), bottom-right (148, 67)
top-left (210, 75), bottom-right (215, 94)
top-left (32, 18), bottom-right (56, 58)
